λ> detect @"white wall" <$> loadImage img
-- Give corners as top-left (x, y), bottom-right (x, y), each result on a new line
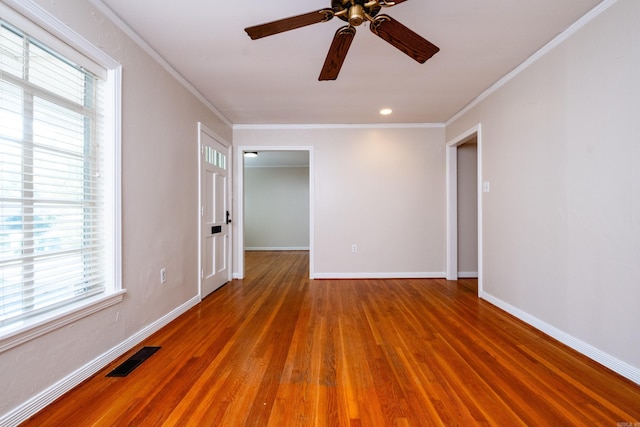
top-left (447, 0), bottom-right (640, 380)
top-left (244, 167), bottom-right (310, 250)
top-left (0, 0), bottom-right (232, 421)
top-left (234, 126), bottom-right (446, 278)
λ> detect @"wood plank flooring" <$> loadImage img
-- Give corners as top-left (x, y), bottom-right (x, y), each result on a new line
top-left (22, 251), bottom-right (640, 426)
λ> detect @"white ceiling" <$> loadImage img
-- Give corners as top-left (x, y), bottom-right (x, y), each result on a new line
top-left (96, 0), bottom-right (603, 125)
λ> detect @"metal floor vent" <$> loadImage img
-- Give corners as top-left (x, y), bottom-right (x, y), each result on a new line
top-left (106, 346), bottom-right (161, 377)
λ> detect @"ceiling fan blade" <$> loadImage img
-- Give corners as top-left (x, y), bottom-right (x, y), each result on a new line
top-left (245, 9), bottom-right (334, 40)
top-left (370, 14), bottom-right (439, 63)
top-left (319, 26), bottom-right (356, 81)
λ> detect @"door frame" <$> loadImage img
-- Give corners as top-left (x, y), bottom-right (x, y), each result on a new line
top-left (197, 122), bottom-right (232, 300)
top-left (234, 145), bottom-right (314, 280)
top-left (445, 124), bottom-right (483, 295)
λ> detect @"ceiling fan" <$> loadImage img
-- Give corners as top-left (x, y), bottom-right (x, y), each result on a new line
top-left (245, 0), bottom-right (440, 81)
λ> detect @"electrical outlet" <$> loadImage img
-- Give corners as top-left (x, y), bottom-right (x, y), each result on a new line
top-left (160, 268), bottom-right (167, 284)
top-left (352, 244), bottom-right (357, 253)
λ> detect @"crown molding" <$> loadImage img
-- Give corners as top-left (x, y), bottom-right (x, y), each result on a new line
top-left (446, 0), bottom-right (618, 126)
top-left (233, 122), bottom-right (445, 131)
top-left (88, 0), bottom-right (233, 129)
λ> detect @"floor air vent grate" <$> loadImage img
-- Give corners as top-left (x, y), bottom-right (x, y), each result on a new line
top-left (106, 346), bottom-right (161, 377)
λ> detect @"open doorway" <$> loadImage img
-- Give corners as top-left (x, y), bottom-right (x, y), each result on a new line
top-left (446, 125), bottom-right (483, 295)
top-left (457, 140), bottom-right (478, 278)
top-left (235, 147), bottom-right (314, 279)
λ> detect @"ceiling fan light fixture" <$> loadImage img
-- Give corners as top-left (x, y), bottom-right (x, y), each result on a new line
top-left (349, 4), bottom-right (366, 26)
top-left (244, 151), bottom-right (258, 158)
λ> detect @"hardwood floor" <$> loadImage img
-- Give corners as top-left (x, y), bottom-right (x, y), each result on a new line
top-left (22, 251), bottom-right (640, 426)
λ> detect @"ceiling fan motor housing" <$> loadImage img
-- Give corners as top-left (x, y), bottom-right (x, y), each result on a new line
top-left (333, 0), bottom-right (382, 26)
top-left (349, 4), bottom-right (365, 26)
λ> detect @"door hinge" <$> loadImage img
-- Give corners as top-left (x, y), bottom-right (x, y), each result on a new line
top-left (201, 206), bottom-right (204, 216)
top-left (201, 269), bottom-right (204, 279)
top-left (201, 144), bottom-right (204, 155)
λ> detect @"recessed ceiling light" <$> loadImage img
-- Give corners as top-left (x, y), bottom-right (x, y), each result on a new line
top-left (380, 108), bottom-right (392, 116)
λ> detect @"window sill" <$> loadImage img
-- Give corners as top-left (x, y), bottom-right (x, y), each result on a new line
top-left (0, 290), bottom-right (126, 354)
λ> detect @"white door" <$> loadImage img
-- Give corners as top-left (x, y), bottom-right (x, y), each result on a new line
top-left (199, 126), bottom-right (230, 298)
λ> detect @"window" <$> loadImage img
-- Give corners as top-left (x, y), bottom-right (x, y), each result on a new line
top-left (204, 145), bottom-right (226, 169)
top-left (0, 4), bottom-right (122, 350)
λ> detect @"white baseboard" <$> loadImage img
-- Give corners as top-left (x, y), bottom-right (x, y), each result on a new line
top-left (245, 247), bottom-right (309, 251)
top-left (0, 296), bottom-right (200, 427)
top-left (480, 291), bottom-right (640, 386)
top-left (313, 272), bottom-right (446, 279)
top-left (458, 271), bottom-right (479, 278)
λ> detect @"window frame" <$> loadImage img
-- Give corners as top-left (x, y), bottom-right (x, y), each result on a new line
top-left (0, 1), bottom-right (123, 353)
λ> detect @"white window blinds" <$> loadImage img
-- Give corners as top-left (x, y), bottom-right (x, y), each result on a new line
top-left (0, 20), bottom-right (107, 327)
